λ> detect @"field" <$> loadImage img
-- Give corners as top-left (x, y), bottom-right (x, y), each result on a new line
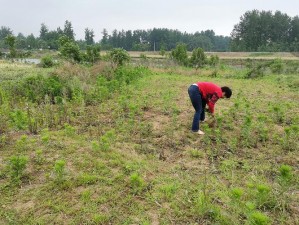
top-left (0, 58), bottom-right (298, 224)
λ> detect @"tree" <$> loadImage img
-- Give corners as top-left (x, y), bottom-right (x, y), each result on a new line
top-left (5, 35), bottom-right (17, 57)
top-left (0, 26), bottom-right (13, 40)
top-left (39, 23), bottom-right (49, 40)
top-left (26, 34), bottom-right (37, 49)
top-left (189, 47), bottom-right (207, 69)
top-left (85, 44), bottom-right (100, 64)
top-left (85, 28), bottom-right (94, 45)
top-left (230, 10), bottom-right (296, 52)
top-left (16, 33), bottom-right (27, 49)
top-left (58, 35), bottom-right (81, 62)
top-left (63, 20), bottom-right (75, 40)
top-left (289, 16), bottom-right (299, 51)
top-left (170, 43), bottom-right (188, 66)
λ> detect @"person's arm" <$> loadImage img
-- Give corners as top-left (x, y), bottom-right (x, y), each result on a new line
top-left (207, 93), bottom-right (219, 115)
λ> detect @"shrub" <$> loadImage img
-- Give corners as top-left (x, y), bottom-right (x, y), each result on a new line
top-left (270, 58), bottom-right (284, 74)
top-left (40, 55), bottom-right (55, 68)
top-left (10, 109), bottom-right (28, 130)
top-left (109, 48), bottom-right (130, 67)
top-left (209, 54), bottom-right (220, 67)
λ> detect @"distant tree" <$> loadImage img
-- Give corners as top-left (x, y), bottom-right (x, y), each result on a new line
top-left (16, 33), bottom-right (27, 49)
top-left (58, 35), bottom-right (81, 62)
top-left (39, 23), bottom-right (49, 40)
top-left (26, 34), bottom-right (37, 49)
top-left (289, 16), bottom-right (299, 51)
top-left (46, 30), bottom-right (61, 49)
top-left (5, 35), bottom-right (17, 57)
top-left (63, 20), bottom-right (75, 40)
top-left (230, 10), bottom-right (296, 52)
top-left (189, 35), bottom-right (212, 51)
top-left (84, 28), bottom-right (94, 45)
top-left (0, 26), bottom-right (13, 40)
top-left (170, 43), bottom-right (188, 66)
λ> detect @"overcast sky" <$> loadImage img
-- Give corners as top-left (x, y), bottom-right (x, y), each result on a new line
top-left (1, 0), bottom-right (299, 41)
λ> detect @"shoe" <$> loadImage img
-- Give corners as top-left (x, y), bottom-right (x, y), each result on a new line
top-left (192, 130), bottom-right (204, 135)
top-left (197, 130), bottom-right (205, 135)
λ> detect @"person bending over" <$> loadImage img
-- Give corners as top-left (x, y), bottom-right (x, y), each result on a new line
top-left (188, 82), bottom-right (232, 135)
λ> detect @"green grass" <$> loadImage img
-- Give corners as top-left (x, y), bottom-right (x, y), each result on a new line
top-left (0, 60), bottom-right (298, 224)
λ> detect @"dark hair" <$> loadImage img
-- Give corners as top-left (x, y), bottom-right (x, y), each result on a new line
top-left (221, 86), bottom-right (232, 98)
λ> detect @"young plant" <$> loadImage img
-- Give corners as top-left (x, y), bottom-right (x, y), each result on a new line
top-left (129, 172), bottom-right (144, 194)
top-left (247, 211), bottom-right (270, 225)
top-left (8, 155), bottom-right (28, 183)
top-left (99, 129), bottom-right (115, 151)
top-left (34, 149), bottom-right (44, 165)
top-left (53, 159), bottom-right (66, 183)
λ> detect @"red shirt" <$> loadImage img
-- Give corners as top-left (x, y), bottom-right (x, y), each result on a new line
top-left (196, 82), bottom-right (223, 114)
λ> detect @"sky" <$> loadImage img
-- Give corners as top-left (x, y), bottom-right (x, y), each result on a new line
top-left (1, 0), bottom-right (299, 41)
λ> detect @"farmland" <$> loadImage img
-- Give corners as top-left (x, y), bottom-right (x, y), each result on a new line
top-left (0, 57), bottom-right (298, 224)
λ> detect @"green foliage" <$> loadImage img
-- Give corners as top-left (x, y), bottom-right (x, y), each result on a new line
top-left (248, 211), bottom-right (270, 225)
top-left (231, 187), bottom-right (244, 200)
top-left (189, 47), bottom-right (207, 68)
top-left (84, 44), bottom-right (100, 64)
top-left (279, 165), bottom-right (292, 181)
top-left (10, 109), bottom-right (28, 130)
top-left (8, 155), bottom-right (28, 183)
top-left (209, 54), bottom-right (220, 67)
top-left (129, 172), bottom-right (144, 193)
top-left (99, 130), bottom-right (115, 151)
top-left (109, 48), bottom-right (130, 67)
top-left (59, 35), bottom-right (81, 62)
top-left (231, 10), bottom-right (298, 52)
top-left (270, 58), bottom-right (284, 73)
top-left (4, 35), bottom-right (17, 58)
top-left (40, 55), bottom-right (55, 68)
top-left (170, 43), bottom-right (188, 66)
top-left (53, 159), bottom-right (66, 182)
top-left (64, 123), bottom-right (76, 136)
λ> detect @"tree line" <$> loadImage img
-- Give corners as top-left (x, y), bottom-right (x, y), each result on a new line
top-left (231, 10), bottom-right (299, 51)
top-left (0, 10), bottom-right (298, 52)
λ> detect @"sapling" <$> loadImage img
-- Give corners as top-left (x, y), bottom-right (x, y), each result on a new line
top-left (99, 130), bottom-right (115, 151)
top-left (35, 149), bottom-right (44, 165)
top-left (26, 104), bottom-right (38, 134)
top-left (130, 172), bottom-right (144, 194)
top-left (277, 164), bottom-right (293, 213)
top-left (53, 159), bottom-right (66, 183)
top-left (8, 155), bottom-right (28, 183)
top-left (256, 184), bottom-right (272, 209)
top-left (248, 211), bottom-right (270, 225)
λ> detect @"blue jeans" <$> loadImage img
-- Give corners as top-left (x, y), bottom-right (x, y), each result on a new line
top-left (188, 85), bottom-right (206, 131)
